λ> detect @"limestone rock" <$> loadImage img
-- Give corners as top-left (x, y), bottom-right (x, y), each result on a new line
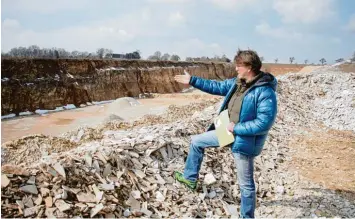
top-left (1, 174), bottom-right (10, 188)
top-left (19, 185), bottom-right (38, 195)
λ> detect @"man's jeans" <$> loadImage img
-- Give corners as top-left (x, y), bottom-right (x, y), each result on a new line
top-left (183, 130), bottom-right (256, 218)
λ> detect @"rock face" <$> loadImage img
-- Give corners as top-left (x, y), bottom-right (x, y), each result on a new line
top-left (1, 59), bottom-right (235, 115)
top-left (1, 59), bottom-right (313, 116)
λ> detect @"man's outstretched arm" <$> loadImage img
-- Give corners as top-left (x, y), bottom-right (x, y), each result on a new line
top-left (175, 70), bottom-right (235, 96)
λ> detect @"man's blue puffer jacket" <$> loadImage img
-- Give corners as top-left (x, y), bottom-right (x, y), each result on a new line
top-left (189, 72), bottom-right (278, 156)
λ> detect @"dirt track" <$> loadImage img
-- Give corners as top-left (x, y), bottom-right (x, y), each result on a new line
top-left (1, 91), bottom-right (216, 143)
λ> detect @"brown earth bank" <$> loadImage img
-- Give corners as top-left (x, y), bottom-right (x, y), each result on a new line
top-left (262, 63), bottom-right (307, 76)
top-left (1, 59), bottom-right (233, 116)
top-left (338, 63), bottom-right (355, 73)
top-left (1, 58), bottom-right (307, 116)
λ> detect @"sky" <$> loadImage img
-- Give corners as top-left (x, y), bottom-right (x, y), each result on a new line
top-left (1, 0), bottom-right (355, 63)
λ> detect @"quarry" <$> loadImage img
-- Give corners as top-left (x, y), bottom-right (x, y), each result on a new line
top-left (1, 59), bottom-right (355, 218)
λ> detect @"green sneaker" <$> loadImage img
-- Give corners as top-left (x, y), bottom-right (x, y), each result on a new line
top-left (173, 171), bottom-right (197, 190)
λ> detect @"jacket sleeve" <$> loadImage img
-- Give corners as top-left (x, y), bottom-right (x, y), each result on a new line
top-left (189, 76), bottom-right (235, 96)
top-left (233, 89), bottom-right (277, 136)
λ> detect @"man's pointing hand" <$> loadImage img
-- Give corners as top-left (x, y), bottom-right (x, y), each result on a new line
top-left (174, 69), bottom-right (191, 85)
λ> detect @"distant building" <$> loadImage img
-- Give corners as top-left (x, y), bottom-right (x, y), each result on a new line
top-left (111, 51), bottom-right (141, 60)
top-left (112, 53), bottom-right (126, 59)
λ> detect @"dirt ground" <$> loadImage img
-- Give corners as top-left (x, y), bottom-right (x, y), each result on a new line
top-left (262, 63), bottom-right (307, 76)
top-left (288, 127), bottom-right (355, 200)
top-left (1, 90), bottom-right (215, 143)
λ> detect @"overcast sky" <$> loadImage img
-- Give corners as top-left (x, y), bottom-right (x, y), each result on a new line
top-left (1, 0), bottom-right (355, 63)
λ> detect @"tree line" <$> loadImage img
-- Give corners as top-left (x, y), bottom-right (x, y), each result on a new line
top-left (146, 51), bottom-right (232, 62)
top-left (147, 51), bottom-right (181, 61)
top-left (273, 53), bottom-right (355, 65)
top-left (2, 46), bottom-right (354, 65)
top-left (1, 45), bottom-right (141, 59)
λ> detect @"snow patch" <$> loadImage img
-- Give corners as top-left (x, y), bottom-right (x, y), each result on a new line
top-left (1, 114), bottom-right (16, 119)
top-left (19, 111), bottom-right (33, 116)
top-left (63, 104), bottom-right (76, 110)
top-left (35, 109), bottom-right (49, 115)
top-left (93, 100), bottom-right (114, 105)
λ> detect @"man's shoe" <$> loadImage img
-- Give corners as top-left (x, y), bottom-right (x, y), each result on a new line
top-left (174, 171), bottom-right (197, 190)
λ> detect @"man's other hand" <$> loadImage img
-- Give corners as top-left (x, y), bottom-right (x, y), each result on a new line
top-left (174, 69), bottom-right (191, 85)
top-left (227, 122), bottom-right (235, 133)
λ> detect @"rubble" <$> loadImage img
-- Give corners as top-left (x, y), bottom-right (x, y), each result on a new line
top-left (204, 173), bottom-right (217, 185)
top-left (1, 174), bottom-right (10, 188)
top-left (44, 197), bottom-right (53, 207)
top-left (1, 67), bottom-right (355, 218)
top-left (53, 163), bottom-right (66, 178)
top-left (19, 185), bottom-right (38, 195)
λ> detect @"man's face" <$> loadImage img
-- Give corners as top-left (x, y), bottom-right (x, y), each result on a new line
top-left (235, 63), bottom-right (251, 79)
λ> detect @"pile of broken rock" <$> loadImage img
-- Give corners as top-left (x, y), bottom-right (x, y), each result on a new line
top-left (1, 67), bottom-right (355, 218)
top-left (1, 103), bottom-right (244, 218)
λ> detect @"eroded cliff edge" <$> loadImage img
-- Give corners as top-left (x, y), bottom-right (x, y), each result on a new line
top-left (1, 59), bottom-right (236, 115)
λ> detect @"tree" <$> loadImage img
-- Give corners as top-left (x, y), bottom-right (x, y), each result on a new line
top-left (161, 53), bottom-right (170, 61)
top-left (132, 50), bottom-right (141, 59)
top-left (185, 57), bottom-right (193, 61)
top-left (289, 57), bottom-right (295, 64)
top-left (96, 48), bottom-right (113, 59)
top-left (154, 51), bottom-right (161, 60)
top-left (71, 50), bottom-right (80, 57)
top-left (319, 58), bottom-right (327, 65)
top-left (104, 52), bottom-right (113, 59)
top-left (351, 52), bottom-right (355, 63)
top-left (304, 59), bottom-right (308, 64)
top-left (80, 51), bottom-right (89, 58)
top-left (274, 58), bottom-right (278, 63)
top-left (335, 58), bottom-right (344, 63)
top-left (170, 54), bottom-right (180, 61)
top-left (147, 55), bottom-right (156, 60)
top-left (221, 54), bottom-right (231, 62)
top-left (54, 50), bottom-right (59, 59)
top-left (147, 51), bottom-right (162, 60)
top-left (260, 56), bottom-right (264, 62)
top-left (28, 45), bottom-right (40, 57)
top-left (96, 48), bottom-right (105, 59)
top-left (212, 55), bottom-right (220, 62)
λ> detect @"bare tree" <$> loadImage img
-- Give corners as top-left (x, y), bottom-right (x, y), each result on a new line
top-left (221, 54), bottom-right (231, 62)
top-left (274, 58), bottom-right (278, 63)
top-left (148, 51), bottom-right (162, 60)
top-left (161, 53), bottom-right (170, 61)
top-left (351, 52), bottom-right (355, 63)
top-left (54, 50), bottom-right (59, 59)
top-left (28, 45), bottom-right (40, 58)
top-left (154, 51), bottom-right (162, 60)
top-left (335, 58), bottom-right (344, 63)
top-left (170, 54), bottom-right (180, 61)
top-left (304, 59), bottom-right (308, 64)
top-left (260, 56), bottom-right (264, 62)
top-left (319, 58), bottom-right (327, 65)
top-left (72, 50), bottom-right (80, 57)
top-left (96, 48), bottom-right (105, 59)
top-left (289, 57), bottom-right (295, 64)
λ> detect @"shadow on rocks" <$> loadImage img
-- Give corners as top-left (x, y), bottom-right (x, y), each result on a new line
top-left (261, 187), bottom-right (355, 218)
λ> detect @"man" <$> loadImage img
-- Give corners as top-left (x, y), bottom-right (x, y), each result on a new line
top-left (173, 49), bottom-right (278, 218)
